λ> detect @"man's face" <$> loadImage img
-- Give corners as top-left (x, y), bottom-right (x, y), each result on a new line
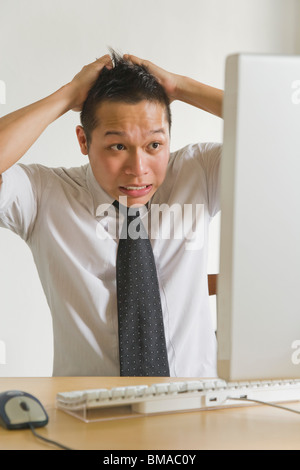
top-left (76, 100), bottom-right (170, 207)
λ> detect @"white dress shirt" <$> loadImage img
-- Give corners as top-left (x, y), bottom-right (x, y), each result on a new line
top-left (0, 142), bottom-right (221, 377)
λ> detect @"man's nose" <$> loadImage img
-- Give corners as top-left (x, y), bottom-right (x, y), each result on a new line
top-left (124, 150), bottom-right (149, 176)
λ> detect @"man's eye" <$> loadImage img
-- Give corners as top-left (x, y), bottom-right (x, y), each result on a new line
top-left (111, 144), bottom-right (125, 151)
top-left (150, 142), bottom-right (161, 150)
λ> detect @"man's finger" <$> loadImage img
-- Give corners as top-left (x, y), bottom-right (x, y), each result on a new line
top-left (95, 54), bottom-right (113, 69)
top-left (123, 54), bottom-right (149, 68)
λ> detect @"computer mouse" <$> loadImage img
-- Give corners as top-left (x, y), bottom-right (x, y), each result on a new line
top-left (0, 390), bottom-right (49, 430)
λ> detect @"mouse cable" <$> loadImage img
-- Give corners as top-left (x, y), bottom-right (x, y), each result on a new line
top-left (28, 423), bottom-right (75, 450)
top-left (227, 396), bottom-right (300, 415)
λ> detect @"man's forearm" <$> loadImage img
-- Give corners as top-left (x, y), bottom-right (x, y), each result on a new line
top-left (0, 84), bottom-right (76, 175)
top-left (0, 55), bottom-right (113, 175)
top-left (175, 75), bottom-right (223, 118)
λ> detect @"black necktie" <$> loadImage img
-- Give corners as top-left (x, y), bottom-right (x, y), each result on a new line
top-left (114, 201), bottom-right (170, 376)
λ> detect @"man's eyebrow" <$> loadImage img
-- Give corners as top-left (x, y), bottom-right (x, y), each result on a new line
top-left (149, 128), bottom-right (166, 135)
top-left (104, 128), bottom-right (166, 137)
top-left (104, 130), bottom-right (126, 137)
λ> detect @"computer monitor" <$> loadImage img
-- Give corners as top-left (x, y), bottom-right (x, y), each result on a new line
top-left (217, 53), bottom-right (300, 382)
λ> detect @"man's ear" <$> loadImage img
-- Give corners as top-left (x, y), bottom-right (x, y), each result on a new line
top-left (76, 125), bottom-right (89, 155)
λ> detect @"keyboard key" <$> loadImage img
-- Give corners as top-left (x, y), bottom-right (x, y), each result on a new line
top-left (86, 390), bottom-right (100, 401)
top-left (167, 383), bottom-right (183, 394)
top-left (98, 389), bottom-right (111, 400)
top-left (58, 391), bottom-right (84, 402)
top-left (202, 381), bottom-right (215, 390)
top-left (153, 384), bottom-right (169, 394)
top-left (134, 385), bottom-right (148, 397)
top-left (124, 386), bottom-right (138, 398)
top-left (111, 387), bottom-right (126, 398)
top-left (171, 382), bottom-right (188, 393)
top-left (209, 380), bottom-right (226, 389)
top-left (186, 381), bottom-right (205, 391)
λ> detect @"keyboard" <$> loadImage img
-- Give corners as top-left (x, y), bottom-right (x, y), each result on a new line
top-left (56, 378), bottom-right (300, 422)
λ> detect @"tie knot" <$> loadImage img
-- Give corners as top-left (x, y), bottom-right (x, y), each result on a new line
top-left (113, 201), bottom-right (141, 223)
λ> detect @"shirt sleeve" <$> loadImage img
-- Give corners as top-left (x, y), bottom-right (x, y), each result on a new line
top-left (0, 163), bottom-right (42, 241)
top-left (196, 142), bottom-right (222, 218)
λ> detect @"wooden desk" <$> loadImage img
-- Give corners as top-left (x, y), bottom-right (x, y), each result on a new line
top-left (1, 377), bottom-right (300, 450)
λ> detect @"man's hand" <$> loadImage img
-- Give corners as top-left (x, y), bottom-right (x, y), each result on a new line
top-left (124, 54), bottom-right (223, 118)
top-left (123, 54), bottom-right (180, 103)
top-left (68, 55), bottom-right (113, 112)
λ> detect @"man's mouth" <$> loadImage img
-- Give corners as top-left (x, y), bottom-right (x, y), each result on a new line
top-left (119, 184), bottom-right (153, 197)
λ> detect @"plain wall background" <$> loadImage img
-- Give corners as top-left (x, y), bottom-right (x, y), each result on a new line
top-left (0, 0), bottom-right (299, 376)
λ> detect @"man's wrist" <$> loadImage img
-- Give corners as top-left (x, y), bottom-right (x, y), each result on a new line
top-left (56, 82), bottom-right (80, 114)
top-left (172, 75), bottom-right (189, 102)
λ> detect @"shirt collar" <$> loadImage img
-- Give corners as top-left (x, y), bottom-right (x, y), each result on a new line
top-left (86, 164), bottom-right (115, 215)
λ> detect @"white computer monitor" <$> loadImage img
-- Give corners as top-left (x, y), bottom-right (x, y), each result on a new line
top-left (217, 53), bottom-right (300, 382)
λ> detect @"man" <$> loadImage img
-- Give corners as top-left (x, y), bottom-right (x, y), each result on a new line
top-left (0, 51), bottom-right (223, 377)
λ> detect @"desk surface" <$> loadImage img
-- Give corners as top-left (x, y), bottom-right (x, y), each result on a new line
top-left (1, 376), bottom-right (300, 450)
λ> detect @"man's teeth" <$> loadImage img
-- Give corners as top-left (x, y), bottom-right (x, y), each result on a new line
top-left (124, 186), bottom-right (148, 190)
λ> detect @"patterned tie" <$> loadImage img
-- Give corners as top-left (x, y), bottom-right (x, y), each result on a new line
top-left (114, 201), bottom-right (170, 376)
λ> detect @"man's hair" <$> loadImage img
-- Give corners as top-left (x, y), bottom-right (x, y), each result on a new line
top-left (80, 50), bottom-right (172, 148)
